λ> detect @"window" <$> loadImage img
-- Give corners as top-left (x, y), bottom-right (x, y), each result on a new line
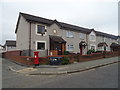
top-left (80, 33), bottom-right (84, 39)
top-left (67, 31), bottom-right (73, 37)
top-left (37, 42), bottom-right (45, 50)
top-left (103, 37), bottom-right (106, 42)
top-left (68, 45), bottom-right (74, 51)
top-left (90, 44), bottom-right (96, 50)
top-left (98, 46), bottom-right (104, 51)
top-left (90, 35), bottom-right (95, 41)
top-left (37, 25), bottom-right (46, 34)
top-left (91, 46), bottom-right (95, 50)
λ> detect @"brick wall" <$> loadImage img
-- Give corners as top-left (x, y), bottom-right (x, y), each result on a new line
top-left (77, 51), bottom-right (119, 62)
top-left (2, 50), bottom-right (119, 65)
top-left (10, 56), bottom-right (34, 65)
top-left (78, 53), bottom-right (103, 62)
top-left (2, 50), bottom-right (21, 59)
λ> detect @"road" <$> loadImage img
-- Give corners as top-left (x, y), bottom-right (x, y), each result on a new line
top-left (2, 58), bottom-right (118, 88)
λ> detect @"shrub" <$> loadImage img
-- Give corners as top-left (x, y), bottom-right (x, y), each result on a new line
top-left (94, 51), bottom-right (103, 53)
top-left (61, 57), bottom-right (70, 65)
top-left (87, 49), bottom-right (95, 54)
top-left (64, 51), bottom-right (69, 55)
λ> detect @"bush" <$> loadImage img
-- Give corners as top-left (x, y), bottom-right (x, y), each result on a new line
top-left (64, 51), bottom-right (69, 55)
top-left (94, 51), bottom-right (103, 53)
top-left (61, 57), bottom-right (70, 65)
top-left (87, 49), bottom-right (95, 54)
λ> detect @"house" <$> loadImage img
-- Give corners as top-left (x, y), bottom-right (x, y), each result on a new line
top-left (15, 12), bottom-right (118, 57)
top-left (0, 45), bottom-right (4, 50)
top-left (4, 40), bottom-right (16, 51)
top-left (0, 44), bottom-right (4, 53)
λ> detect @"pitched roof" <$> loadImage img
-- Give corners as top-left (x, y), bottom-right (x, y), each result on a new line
top-left (20, 12), bottom-right (53, 25)
top-left (95, 31), bottom-right (118, 40)
top-left (15, 12), bottom-right (118, 40)
top-left (5, 40), bottom-right (16, 47)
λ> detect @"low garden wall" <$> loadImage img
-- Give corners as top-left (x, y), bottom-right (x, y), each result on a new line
top-left (2, 50), bottom-right (119, 65)
top-left (2, 50), bottom-right (21, 59)
top-left (78, 53), bottom-right (103, 62)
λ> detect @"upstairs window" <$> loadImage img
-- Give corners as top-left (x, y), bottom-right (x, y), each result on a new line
top-left (80, 33), bottom-right (84, 39)
top-left (37, 25), bottom-right (46, 35)
top-left (90, 35), bottom-right (96, 41)
top-left (103, 37), bottom-right (106, 42)
top-left (67, 31), bottom-right (73, 38)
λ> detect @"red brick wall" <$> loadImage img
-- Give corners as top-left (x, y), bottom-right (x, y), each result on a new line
top-left (2, 50), bottom-right (119, 65)
top-left (78, 53), bottom-right (103, 62)
top-left (10, 56), bottom-right (34, 65)
top-left (3, 50), bottom-right (21, 59)
top-left (78, 51), bottom-right (119, 62)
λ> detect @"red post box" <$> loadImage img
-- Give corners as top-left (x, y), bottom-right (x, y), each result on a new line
top-left (34, 51), bottom-right (39, 66)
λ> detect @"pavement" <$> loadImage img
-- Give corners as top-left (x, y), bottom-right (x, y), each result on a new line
top-left (8, 57), bottom-right (120, 75)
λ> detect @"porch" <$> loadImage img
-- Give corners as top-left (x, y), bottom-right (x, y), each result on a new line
top-left (49, 35), bottom-right (66, 56)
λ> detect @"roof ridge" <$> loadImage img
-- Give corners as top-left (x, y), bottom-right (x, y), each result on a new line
top-left (20, 12), bottom-right (53, 22)
top-left (59, 21), bottom-right (90, 30)
top-left (95, 30), bottom-right (118, 37)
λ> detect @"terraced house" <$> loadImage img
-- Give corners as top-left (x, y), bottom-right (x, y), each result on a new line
top-left (15, 12), bottom-right (118, 57)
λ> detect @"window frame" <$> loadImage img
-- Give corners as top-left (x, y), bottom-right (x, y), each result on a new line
top-left (103, 37), bottom-right (106, 42)
top-left (79, 33), bottom-right (84, 39)
top-left (89, 44), bottom-right (96, 50)
top-left (36, 41), bottom-right (46, 50)
top-left (66, 31), bottom-right (74, 38)
top-left (90, 35), bottom-right (96, 41)
top-left (36, 24), bottom-right (47, 36)
top-left (67, 44), bottom-right (74, 51)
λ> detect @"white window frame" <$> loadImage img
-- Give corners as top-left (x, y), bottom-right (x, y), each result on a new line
top-left (98, 46), bottom-right (104, 51)
top-left (90, 35), bottom-right (96, 41)
top-left (66, 31), bottom-right (74, 38)
top-left (79, 33), bottom-right (84, 39)
top-left (67, 44), bottom-right (74, 51)
top-left (36, 41), bottom-right (47, 50)
top-left (103, 37), bottom-right (106, 42)
top-left (89, 44), bottom-right (96, 51)
top-left (36, 24), bottom-right (47, 36)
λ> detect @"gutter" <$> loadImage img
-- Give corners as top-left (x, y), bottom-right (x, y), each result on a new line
top-left (29, 22), bottom-right (31, 56)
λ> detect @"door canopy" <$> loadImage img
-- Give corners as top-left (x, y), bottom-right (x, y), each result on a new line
top-left (98, 42), bottom-right (108, 47)
top-left (110, 43), bottom-right (120, 48)
top-left (79, 41), bottom-right (87, 48)
top-left (49, 35), bottom-right (66, 43)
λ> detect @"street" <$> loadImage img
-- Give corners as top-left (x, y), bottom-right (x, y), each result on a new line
top-left (2, 58), bottom-right (118, 88)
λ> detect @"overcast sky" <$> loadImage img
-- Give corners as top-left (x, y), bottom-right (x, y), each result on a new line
top-left (0, 0), bottom-right (119, 45)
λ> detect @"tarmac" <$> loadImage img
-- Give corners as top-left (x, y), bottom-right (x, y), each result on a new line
top-left (8, 57), bottom-right (119, 75)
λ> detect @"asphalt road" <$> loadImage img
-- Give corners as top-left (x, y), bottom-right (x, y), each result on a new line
top-left (2, 58), bottom-right (118, 88)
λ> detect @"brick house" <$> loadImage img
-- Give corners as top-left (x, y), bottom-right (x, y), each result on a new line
top-left (15, 12), bottom-right (118, 57)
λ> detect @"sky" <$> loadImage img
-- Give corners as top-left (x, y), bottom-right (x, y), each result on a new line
top-left (0, 0), bottom-right (119, 45)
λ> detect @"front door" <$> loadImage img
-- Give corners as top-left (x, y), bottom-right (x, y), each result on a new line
top-left (50, 40), bottom-right (66, 55)
top-left (55, 43), bottom-right (62, 55)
